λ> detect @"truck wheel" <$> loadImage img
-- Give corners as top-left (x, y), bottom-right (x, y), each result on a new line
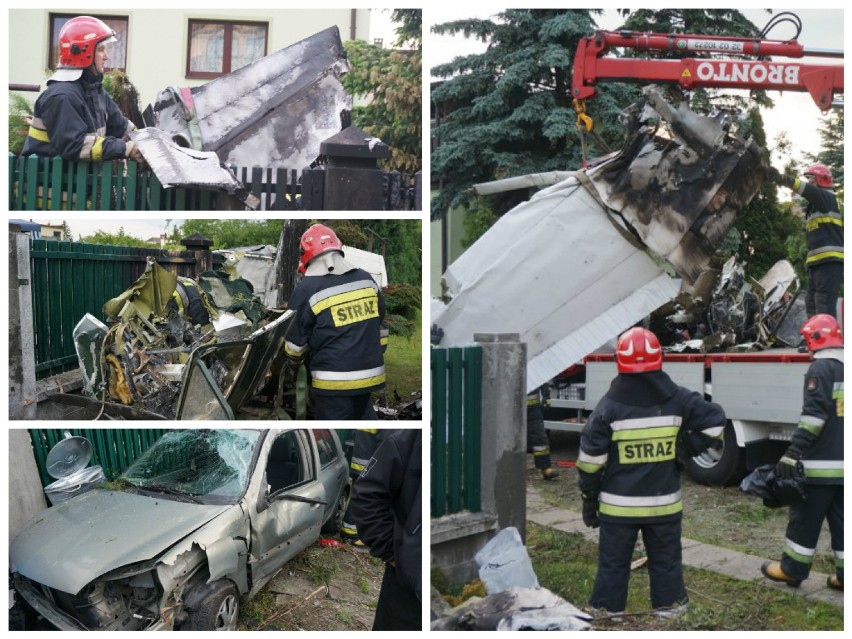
top-left (684, 422), bottom-right (746, 486)
top-left (182, 580), bottom-right (239, 631)
top-left (321, 490), bottom-right (346, 534)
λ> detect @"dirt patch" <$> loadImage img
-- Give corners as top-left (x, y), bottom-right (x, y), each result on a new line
top-left (239, 539), bottom-right (385, 631)
top-left (536, 430), bottom-right (835, 573)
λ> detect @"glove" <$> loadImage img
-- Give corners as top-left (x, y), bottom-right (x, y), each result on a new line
top-left (678, 430), bottom-right (718, 459)
top-left (765, 165), bottom-right (782, 183)
top-left (430, 323), bottom-right (444, 347)
top-left (582, 496), bottom-right (600, 529)
top-left (125, 141), bottom-right (148, 169)
top-left (775, 449), bottom-right (801, 480)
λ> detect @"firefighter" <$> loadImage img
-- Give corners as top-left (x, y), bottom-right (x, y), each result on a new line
top-left (350, 429), bottom-right (422, 630)
top-left (578, 327), bottom-right (726, 615)
top-left (768, 164), bottom-right (843, 319)
top-left (284, 224), bottom-right (385, 420)
top-left (761, 314), bottom-right (844, 590)
top-left (22, 16), bottom-right (144, 166)
top-left (340, 428), bottom-right (399, 546)
top-left (527, 386), bottom-right (560, 480)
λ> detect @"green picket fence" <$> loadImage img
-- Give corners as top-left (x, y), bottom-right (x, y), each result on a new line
top-left (9, 153), bottom-right (214, 211)
top-left (431, 345), bottom-right (482, 517)
top-left (28, 429), bottom-right (169, 487)
top-left (29, 239), bottom-right (202, 379)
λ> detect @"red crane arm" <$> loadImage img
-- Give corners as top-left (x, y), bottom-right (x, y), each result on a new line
top-left (572, 30), bottom-right (844, 110)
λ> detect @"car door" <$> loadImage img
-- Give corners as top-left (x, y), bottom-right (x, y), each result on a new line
top-left (249, 430), bottom-right (325, 585)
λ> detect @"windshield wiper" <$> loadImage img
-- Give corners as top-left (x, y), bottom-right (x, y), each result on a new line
top-left (138, 483), bottom-right (204, 503)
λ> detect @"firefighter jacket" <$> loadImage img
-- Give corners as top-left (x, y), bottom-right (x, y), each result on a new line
top-left (350, 430), bottom-right (422, 601)
top-left (284, 268), bottom-right (385, 396)
top-left (578, 370), bottom-right (726, 524)
top-left (22, 70), bottom-right (135, 162)
top-left (350, 429), bottom-right (400, 480)
top-left (781, 175), bottom-right (843, 267)
top-left (789, 348), bottom-right (843, 485)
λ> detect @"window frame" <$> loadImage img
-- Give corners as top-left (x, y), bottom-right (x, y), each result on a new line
top-left (48, 13), bottom-right (129, 73)
top-left (185, 18), bottom-right (269, 80)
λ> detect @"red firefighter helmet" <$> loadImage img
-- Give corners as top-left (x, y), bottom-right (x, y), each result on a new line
top-left (58, 16), bottom-right (117, 69)
top-left (800, 314), bottom-right (843, 352)
top-left (298, 224), bottom-right (343, 274)
top-left (804, 163), bottom-right (833, 188)
top-left (616, 327), bottom-right (663, 373)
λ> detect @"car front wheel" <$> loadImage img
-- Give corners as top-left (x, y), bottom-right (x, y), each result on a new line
top-left (183, 579), bottom-right (239, 631)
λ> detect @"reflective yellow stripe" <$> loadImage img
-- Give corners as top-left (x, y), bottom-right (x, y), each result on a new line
top-left (806, 251), bottom-right (844, 264)
top-left (312, 374), bottom-right (386, 391)
top-left (91, 137), bottom-right (106, 162)
top-left (806, 216), bottom-right (843, 232)
top-left (599, 501), bottom-right (683, 518)
top-left (27, 126), bottom-right (50, 142)
top-left (611, 426), bottom-right (681, 441)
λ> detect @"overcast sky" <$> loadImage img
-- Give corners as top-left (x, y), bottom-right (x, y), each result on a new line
top-left (427, 8), bottom-right (843, 166)
top-left (21, 218), bottom-right (183, 241)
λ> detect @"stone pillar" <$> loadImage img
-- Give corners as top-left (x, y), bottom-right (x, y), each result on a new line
top-left (9, 229), bottom-right (37, 420)
top-left (180, 233), bottom-right (214, 278)
top-left (475, 333), bottom-right (528, 540)
top-left (320, 125), bottom-right (390, 210)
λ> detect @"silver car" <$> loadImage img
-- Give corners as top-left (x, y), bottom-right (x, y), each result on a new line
top-left (11, 429), bottom-right (348, 630)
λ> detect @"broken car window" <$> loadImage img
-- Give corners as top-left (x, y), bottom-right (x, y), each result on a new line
top-left (122, 430), bottom-right (261, 503)
top-left (266, 431), bottom-right (310, 494)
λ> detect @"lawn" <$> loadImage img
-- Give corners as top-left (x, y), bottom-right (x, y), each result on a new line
top-left (382, 311), bottom-right (423, 402)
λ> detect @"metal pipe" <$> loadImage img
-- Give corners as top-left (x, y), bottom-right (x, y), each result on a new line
top-left (350, 9), bottom-right (357, 41)
top-left (802, 47), bottom-right (844, 58)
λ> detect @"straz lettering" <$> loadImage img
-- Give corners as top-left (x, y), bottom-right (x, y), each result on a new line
top-left (618, 438), bottom-right (676, 464)
top-left (331, 297), bottom-right (379, 327)
top-left (695, 61), bottom-right (800, 86)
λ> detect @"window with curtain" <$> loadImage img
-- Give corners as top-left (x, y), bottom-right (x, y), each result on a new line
top-left (187, 20), bottom-right (268, 79)
top-left (48, 14), bottom-right (129, 71)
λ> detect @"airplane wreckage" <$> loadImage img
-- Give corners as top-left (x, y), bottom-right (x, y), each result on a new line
top-left (66, 246), bottom-right (418, 421)
top-left (432, 87), bottom-right (800, 392)
top-left (131, 27), bottom-right (353, 208)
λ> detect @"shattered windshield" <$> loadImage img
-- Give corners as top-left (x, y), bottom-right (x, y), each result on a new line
top-left (122, 430), bottom-right (261, 503)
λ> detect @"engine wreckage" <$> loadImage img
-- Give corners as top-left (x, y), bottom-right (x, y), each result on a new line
top-left (72, 258), bottom-right (296, 420)
top-left (433, 87), bottom-right (782, 392)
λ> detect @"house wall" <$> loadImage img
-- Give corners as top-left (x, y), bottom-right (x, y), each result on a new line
top-left (10, 9), bottom-right (374, 114)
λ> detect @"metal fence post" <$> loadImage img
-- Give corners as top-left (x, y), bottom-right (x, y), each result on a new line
top-left (319, 126), bottom-right (389, 210)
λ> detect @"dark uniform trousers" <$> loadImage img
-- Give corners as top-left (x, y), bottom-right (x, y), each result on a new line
top-left (312, 393), bottom-right (371, 420)
top-left (373, 564), bottom-right (421, 630)
top-left (807, 262), bottom-right (843, 318)
top-left (527, 398), bottom-right (552, 470)
top-left (782, 484), bottom-right (844, 582)
top-left (591, 520), bottom-right (687, 612)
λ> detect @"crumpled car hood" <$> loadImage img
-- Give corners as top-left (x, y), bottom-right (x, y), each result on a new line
top-left (10, 488), bottom-right (230, 595)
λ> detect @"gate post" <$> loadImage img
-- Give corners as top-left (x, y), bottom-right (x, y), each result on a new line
top-left (9, 227), bottom-right (37, 419)
top-left (180, 233), bottom-right (214, 278)
top-left (319, 125), bottom-right (389, 210)
top-left (474, 332), bottom-right (528, 540)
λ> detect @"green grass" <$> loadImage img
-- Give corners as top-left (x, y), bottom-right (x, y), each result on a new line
top-left (526, 522), bottom-right (843, 631)
top-left (383, 310), bottom-right (422, 400)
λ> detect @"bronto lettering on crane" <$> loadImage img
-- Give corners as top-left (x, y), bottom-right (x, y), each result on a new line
top-left (695, 61), bottom-right (801, 86)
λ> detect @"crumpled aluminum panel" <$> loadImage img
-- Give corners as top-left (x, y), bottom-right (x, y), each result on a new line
top-left (131, 128), bottom-right (249, 198)
top-left (147, 26), bottom-right (351, 169)
top-left (436, 178), bottom-right (680, 393)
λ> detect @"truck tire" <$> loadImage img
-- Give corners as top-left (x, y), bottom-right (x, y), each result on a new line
top-left (684, 422), bottom-right (746, 486)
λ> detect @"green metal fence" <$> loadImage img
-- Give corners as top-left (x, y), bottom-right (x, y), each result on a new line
top-left (431, 346), bottom-right (482, 517)
top-left (28, 429), bottom-right (169, 487)
top-left (29, 239), bottom-right (202, 379)
top-left (9, 153), bottom-right (214, 211)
